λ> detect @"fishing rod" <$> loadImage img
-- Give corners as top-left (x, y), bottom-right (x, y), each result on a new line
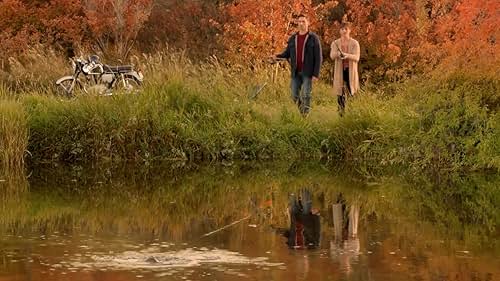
top-left (201, 215), bottom-right (252, 238)
top-left (248, 57), bottom-right (288, 100)
top-left (333, 41), bottom-right (346, 59)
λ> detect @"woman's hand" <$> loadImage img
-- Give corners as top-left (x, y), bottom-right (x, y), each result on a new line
top-left (342, 53), bottom-right (353, 60)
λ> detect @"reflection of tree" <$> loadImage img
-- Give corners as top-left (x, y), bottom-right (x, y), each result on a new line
top-left (2, 162), bottom-right (353, 238)
top-left (1, 162), bottom-right (497, 247)
top-left (371, 173), bottom-right (500, 237)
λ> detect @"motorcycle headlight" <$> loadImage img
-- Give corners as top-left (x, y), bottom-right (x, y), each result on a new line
top-left (82, 64), bottom-right (91, 74)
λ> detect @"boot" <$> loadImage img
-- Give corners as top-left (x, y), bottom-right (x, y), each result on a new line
top-left (293, 96), bottom-right (303, 113)
top-left (337, 95), bottom-right (345, 117)
top-left (302, 97), bottom-right (311, 117)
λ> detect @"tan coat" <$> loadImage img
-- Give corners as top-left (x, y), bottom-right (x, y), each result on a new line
top-left (330, 38), bottom-right (360, 96)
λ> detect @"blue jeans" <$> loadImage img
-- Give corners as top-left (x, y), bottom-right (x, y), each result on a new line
top-left (291, 73), bottom-right (312, 115)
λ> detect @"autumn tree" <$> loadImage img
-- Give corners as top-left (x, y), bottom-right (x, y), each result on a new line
top-left (323, 0), bottom-right (499, 78)
top-left (316, 0), bottom-right (419, 81)
top-left (138, 0), bottom-right (224, 58)
top-left (221, 0), bottom-right (321, 63)
top-left (39, 0), bottom-right (90, 52)
top-left (220, 0), bottom-right (421, 79)
top-left (0, 0), bottom-right (34, 58)
top-left (1, 0), bottom-right (496, 78)
top-left (83, 0), bottom-right (153, 59)
top-left (0, 0), bottom-right (87, 59)
top-left (417, 0), bottom-right (499, 74)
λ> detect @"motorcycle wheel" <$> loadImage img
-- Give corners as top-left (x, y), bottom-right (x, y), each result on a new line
top-left (56, 78), bottom-right (86, 98)
top-left (114, 76), bottom-right (142, 95)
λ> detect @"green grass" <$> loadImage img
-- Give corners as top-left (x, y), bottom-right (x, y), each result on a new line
top-left (22, 84), bottom-right (333, 163)
top-left (0, 51), bottom-right (498, 174)
top-left (0, 95), bottom-right (27, 171)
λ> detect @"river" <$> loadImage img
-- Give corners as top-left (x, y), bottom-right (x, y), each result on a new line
top-left (1, 162), bottom-right (498, 281)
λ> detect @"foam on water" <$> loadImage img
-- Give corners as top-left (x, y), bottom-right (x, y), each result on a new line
top-left (68, 247), bottom-right (284, 270)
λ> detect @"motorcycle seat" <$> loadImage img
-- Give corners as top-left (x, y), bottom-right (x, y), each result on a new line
top-left (103, 65), bottom-right (133, 73)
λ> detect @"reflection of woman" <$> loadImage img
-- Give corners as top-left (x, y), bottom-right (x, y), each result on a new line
top-left (348, 203), bottom-right (359, 237)
top-left (330, 238), bottom-right (360, 275)
top-left (284, 189), bottom-right (321, 249)
top-left (330, 194), bottom-right (360, 274)
top-left (332, 193), bottom-right (359, 239)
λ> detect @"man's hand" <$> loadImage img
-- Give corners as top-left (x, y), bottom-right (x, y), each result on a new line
top-left (273, 55), bottom-right (285, 61)
top-left (269, 55), bottom-right (281, 64)
top-left (312, 76), bottom-right (319, 81)
top-left (269, 56), bottom-right (288, 64)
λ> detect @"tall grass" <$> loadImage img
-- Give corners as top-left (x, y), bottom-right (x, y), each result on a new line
top-left (0, 88), bottom-right (28, 170)
top-left (0, 47), bottom-right (68, 93)
top-left (0, 49), bottom-right (498, 173)
top-left (322, 76), bottom-right (500, 173)
top-left (23, 84), bottom-right (332, 163)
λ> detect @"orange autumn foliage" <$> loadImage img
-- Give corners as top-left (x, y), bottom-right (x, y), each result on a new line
top-left (221, 0), bottom-right (319, 63)
top-left (0, 0), bottom-right (152, 60)
top-left (0, 0), bottom-right (87, 57)
top-left (0, 0), bottom-right (497, 78)
top-left (420, 0), bottom-right (499, 75)
top-left (138, 0), bottom-right (223, 58)
top-left (83, 0), bottom-right (153, 58)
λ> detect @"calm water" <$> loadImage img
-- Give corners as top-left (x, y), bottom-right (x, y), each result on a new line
top-left (1, 163), bottom-right (499, 281)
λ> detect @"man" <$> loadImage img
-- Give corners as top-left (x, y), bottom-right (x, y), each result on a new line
top-left (275, 15), bottom-right (323, 116)
top-left (330, 22), bottom-right (360, 116)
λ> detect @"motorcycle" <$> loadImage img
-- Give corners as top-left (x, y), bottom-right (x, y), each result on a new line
top-left (55, 55), bottom-right (144, 97)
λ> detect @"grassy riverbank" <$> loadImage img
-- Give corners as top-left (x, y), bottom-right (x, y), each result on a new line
top-left (0, 53), bottom-right (498, 173)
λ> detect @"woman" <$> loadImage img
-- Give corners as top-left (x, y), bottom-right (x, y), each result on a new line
top-left (330, 22), bottom-right (360, 116)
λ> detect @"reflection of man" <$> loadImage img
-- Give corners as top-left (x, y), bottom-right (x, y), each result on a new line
top-left (284, 189), bottom-right (321, 249)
